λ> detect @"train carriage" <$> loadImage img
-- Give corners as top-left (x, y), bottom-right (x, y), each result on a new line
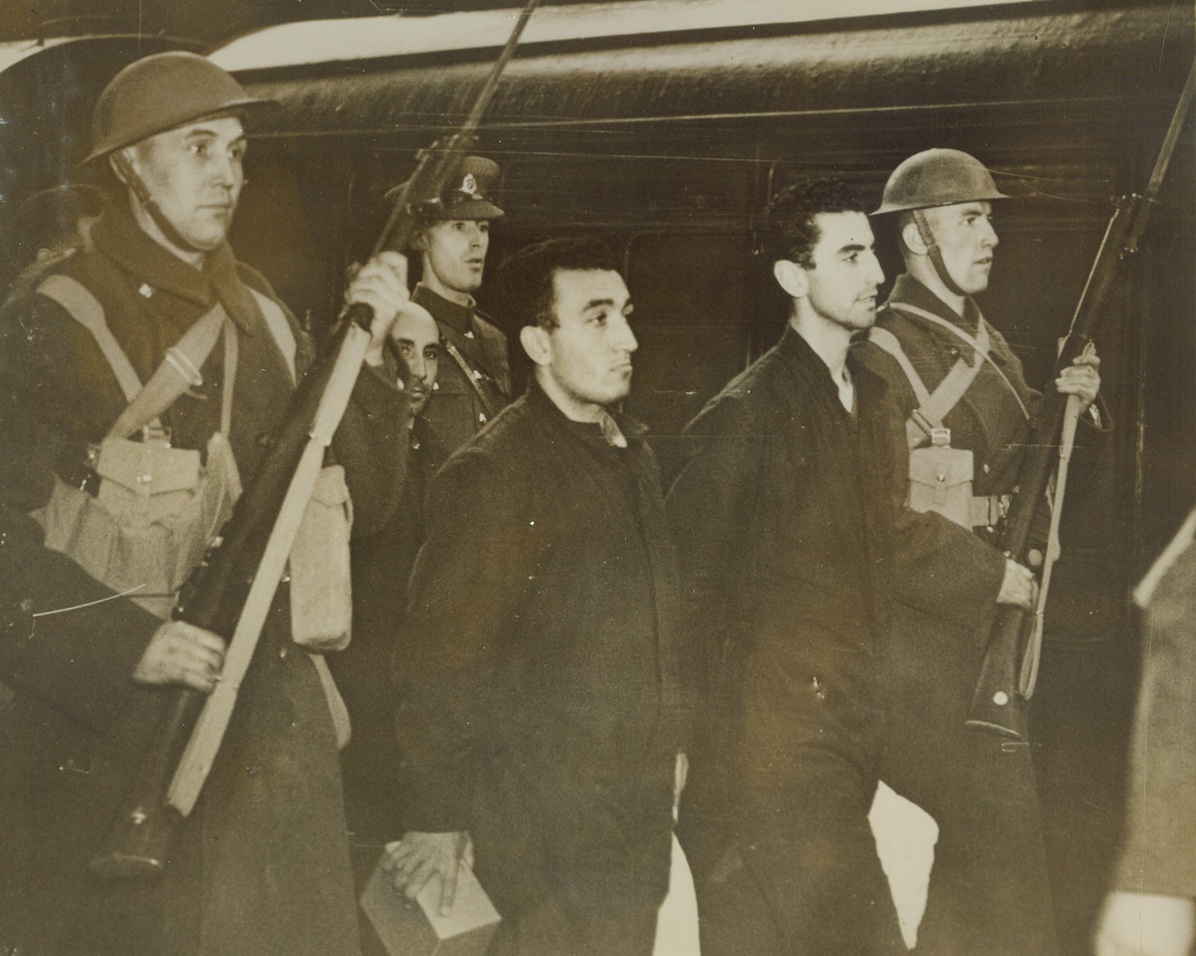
top-left (0, 2), bottom-right (1192, 951)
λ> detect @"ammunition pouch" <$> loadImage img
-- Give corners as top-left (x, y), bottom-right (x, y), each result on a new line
top-left (33, 275), bottom-right (240, 618)
top-left (37, 432), bottom-right (240, 619)
top-left (908, 441), bottom-right (975, 529)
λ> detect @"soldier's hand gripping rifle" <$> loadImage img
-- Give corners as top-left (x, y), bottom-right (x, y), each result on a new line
top-left (965, 58), bottom-right (1196, 740)
top-left (88, 0), bottom-right (540, 879)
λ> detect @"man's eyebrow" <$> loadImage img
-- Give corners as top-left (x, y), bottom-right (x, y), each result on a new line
top-left (838, 242), bottom-right (869, 255)
top-left (182, 127), bottom-right (246, 144)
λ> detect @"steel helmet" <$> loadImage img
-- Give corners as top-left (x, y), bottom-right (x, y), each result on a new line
top-left (84, 52), bottom-right (273, 164)
top-left (872, 148), bottom-right (1009, 215)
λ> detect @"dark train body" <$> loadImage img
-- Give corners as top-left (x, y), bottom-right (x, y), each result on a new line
top-left (210, 0), bottom-right (1194, 566)
top-left (1, 2), bottom-right (1193, 951)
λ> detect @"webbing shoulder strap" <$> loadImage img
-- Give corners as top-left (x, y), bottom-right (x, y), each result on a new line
top-left (38, 274), bottom-right (142, 402)
top-left (249, 288), bottom-right (297, 384)
top-left (107, 309), bottom-right (230, 441)
top-left (37, 273), bottom-right (233, 440)
top-left (868, 326), bottom-right (931, 406)
top-left (867, 323), bottom-right (983, 450)
top-left (890, 302), bottom-right (1031, 422)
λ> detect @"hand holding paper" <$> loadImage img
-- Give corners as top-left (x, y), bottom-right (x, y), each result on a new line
top-left (383, 830), bottom-right (471, 916)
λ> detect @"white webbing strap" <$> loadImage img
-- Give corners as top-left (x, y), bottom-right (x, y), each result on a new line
top-left (249, 288), bottom-right (297, 384)
top-left (38, 274), bottom-right (143, 403)
top-left (38, 273), bottom-right (234, 440)
top-left (889, 302), bottom-right (1032, 423)
top-left (868, 326), bottom-right (930, 405)
top-left (867, 323), bottom-right (985, 451)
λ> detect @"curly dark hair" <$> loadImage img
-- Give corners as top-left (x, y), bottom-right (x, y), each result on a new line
top-left (764, 177), bottom-right (864, 268)
top-left (494, 236), bottom-right (622, 330)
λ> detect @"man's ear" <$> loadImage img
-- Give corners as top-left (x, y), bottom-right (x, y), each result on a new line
top-left (772, 259), bottom-right (808, 299)
top-left (901, 219), bottom-right (929, 257)
top-left (520, 324), bottom-right (551, 367)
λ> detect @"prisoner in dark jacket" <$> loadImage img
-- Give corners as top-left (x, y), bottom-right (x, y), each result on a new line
top-left (391, 238), bottom-right (685, 956)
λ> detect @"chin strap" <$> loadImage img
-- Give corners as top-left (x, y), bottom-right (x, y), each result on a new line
top-left (912, 207), bottom-right (969, 298)
top-left (111, 151), bottom-right (207, 257)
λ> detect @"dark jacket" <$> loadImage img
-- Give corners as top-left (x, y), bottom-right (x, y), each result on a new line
top-left (0, 203), bottom-right (407, 956)
top-left (333, 415), bottom-right (448, 840)
top-left (667, 325), bottom-right (1004, 778)
top-left (666, 325), bottom-right (1001, 955)
top-left (1115, 511), bottom-right (1196, 897)
top-left (413, 284), bottom-right (510, 454)
top-left (396, 380), bottom-right (683, 952)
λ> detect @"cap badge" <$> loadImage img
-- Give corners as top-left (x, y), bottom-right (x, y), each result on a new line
top-left (461, 173), bottom-right (479, 197)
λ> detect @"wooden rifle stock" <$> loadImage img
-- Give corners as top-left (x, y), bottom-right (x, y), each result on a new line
top-left (966, 58), bottom-right (1196, 739)
top-left (87, 0), bottom-right (541, 881)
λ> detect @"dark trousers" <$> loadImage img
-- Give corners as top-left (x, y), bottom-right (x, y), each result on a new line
top-left (685, 748), bottom-right (907, 956)
top-left (877, 605), bottom-right (1059, 956)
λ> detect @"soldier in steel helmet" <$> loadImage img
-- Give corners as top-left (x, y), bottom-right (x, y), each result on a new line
top-left (0, 52), bottom-right (415, 955)
top-left (853, 148), bottom-right (1107, 956)
top-left (390, 156), bottom-right (512, 455)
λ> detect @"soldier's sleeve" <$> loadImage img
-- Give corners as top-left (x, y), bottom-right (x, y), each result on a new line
top-left (394, 447), bottom-right (547, 832)
top-left (0, 292), bottom-right (160, 732)
top-left (1114, 530), bottom-right (1196, 897)
top-left (666, 395), bottom-right (765, 708)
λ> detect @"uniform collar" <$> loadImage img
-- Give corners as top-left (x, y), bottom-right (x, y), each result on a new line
top-left (91, 200), bottom-right (259, 335)
top-left (888, 274), bottom-right (983, 333)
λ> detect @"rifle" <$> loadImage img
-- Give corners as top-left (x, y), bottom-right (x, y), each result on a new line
top-left (965, 57), bottom-right (1196, 740)
top-left (88, 0), bottom-right (540, 879)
